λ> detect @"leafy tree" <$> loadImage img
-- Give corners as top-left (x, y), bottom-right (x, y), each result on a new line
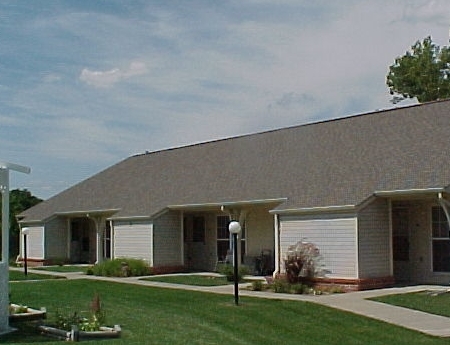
top-left (0, 189), bottom-right (42, 258)
top-left (386, 36), bottom-right (450, 103)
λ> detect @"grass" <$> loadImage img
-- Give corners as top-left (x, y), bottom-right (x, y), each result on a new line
top-left (8, 270), bottom-right (64, 281)
top-left (4, 279), bottom-right (450, 345)
top-left (141, 274), bottom-right (230, 286)
top-left (372, 290), bottom-right (450, 317)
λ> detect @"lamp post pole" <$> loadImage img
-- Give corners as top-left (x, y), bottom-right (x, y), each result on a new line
top-left (228, 221), bottom-right (241, 306)
top-left (23, 235), bottom-right (27, 276)
top-left (22, 228), bottom-right (30, 276)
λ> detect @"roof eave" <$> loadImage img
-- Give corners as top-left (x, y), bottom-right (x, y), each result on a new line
top-left (270, 204), bottom-right (357, 215)
top-left (374, 187), bottom-right (445, 197)
top-left (168, 198), bottom-right (287, 211)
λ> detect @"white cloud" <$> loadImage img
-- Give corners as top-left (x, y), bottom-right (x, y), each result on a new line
top-left (4, 0), bottom-right (450, 198)
top-left (79, 61), bottom-right (148, 88)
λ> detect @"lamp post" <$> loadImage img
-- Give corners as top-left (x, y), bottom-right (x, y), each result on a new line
top-left (21, 227), bottom-right (30, 276)
top-left (228, 221), bottom-right (241, 306)
top-left (0, 161), bottom-right (30, 335)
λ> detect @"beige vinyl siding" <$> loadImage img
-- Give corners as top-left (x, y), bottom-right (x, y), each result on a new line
top-left (113, 220), bottom-right (153, 264)
top-left (45, 217), bottom-right (68, 259)
top-left (153, 211), bottom-right (182, 267)
top-left (280, 216), bottom-right (358, 279)
top-left (23, 226), bottom-right (44, 259)
top-left (357, 198), bottom-right (391, 278)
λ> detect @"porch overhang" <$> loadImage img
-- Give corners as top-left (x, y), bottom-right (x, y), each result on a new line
top-left (54, 208), bottom-right (121, 219)
top-left (374, 187), bottom-right (445, 198)
top-left (270, 204), bottom-right (357, 215)
top-left (167, 198), bottom-right (287, 212)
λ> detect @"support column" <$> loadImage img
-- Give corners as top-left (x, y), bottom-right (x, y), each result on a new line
top-left (91, 216), bottom-right (105, 264)
top-left (273, 213), bottom-right (280, 277)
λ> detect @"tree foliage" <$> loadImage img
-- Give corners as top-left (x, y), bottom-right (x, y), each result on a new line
top-left (0, 189), bottom-right (42, 257)
top-left (387, 36), bottom-right (450, 103)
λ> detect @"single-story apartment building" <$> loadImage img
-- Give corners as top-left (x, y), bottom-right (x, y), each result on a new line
top-left (18, 99), bottom-right (450, 290)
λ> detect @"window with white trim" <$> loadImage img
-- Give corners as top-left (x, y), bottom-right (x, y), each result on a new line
top-left (217, 216), bottom-right (230, 262)
top-left (216, 216), bottom-right (246, 263)
top-left (432, 206), bottom-right (450, 272)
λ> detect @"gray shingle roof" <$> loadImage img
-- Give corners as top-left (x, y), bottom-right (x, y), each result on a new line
top-left (21, 100), bottom-right (450, 221)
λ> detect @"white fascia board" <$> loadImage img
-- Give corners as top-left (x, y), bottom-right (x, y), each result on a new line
top-left (110, 215), bottom-right (155, 221)
top-left (270, 204), bottom-right (356, 215)
top-left (54, 208), bottom-right (121, 217)
top-left (168, 198), bottom-right (287, 210)
top-left (374, 187), bottom-right (444, 197)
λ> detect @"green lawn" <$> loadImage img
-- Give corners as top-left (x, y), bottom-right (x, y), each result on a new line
top-left (4, 280), bottom-right (450, 345)
top-left (372, 290), bottom-right (450, 317)
top-left (8, 270), bottom-right (63, 281)
top-left (141, 274), bottom-right (231, 286)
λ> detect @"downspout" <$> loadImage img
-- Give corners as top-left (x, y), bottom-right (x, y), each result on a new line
top-left (273, 213), bottom-right (280, 278)
top-left (438, 193), bottom-right (450, 225)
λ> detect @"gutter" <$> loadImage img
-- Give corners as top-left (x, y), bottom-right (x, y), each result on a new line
top-left (54, 208), bottom-right (121, 217)
top-left (270, 204), bottom-right (356, 215)
top-left (168, 198), bottom-right (287, 210)
top-left (374, 188), bottom-right (444, 197)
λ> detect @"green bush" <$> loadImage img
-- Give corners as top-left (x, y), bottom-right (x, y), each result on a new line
top-left (271, 277), bottom-right (291, 293)
top-left (218, 264), bottom-right (249, 282)
top-left (292, 283), bottom-right (306, 294)
top-left (91, 258), bottom-right (151, 277)
top-left (251, 280), bottom-right (264, 291)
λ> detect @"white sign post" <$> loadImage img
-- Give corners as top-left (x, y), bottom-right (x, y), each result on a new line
top-left (0, 161), bottom-right (30, 335)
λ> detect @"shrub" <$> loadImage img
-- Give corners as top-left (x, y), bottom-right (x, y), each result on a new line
top-left (292, 283), bottom-right (305, 294)
top-left (251, 280), bottom-right (264, 291)
top-left (91, 258), bottom-right (150, 277)
top-left (271, 277), bottom-right (291, 293)
top-left (218, 264), bottom-right (249, 282)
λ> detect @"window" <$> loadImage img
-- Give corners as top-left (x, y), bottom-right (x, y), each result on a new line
top-left (192, 216), bottom-right (205, 243)
top-left (217, 216), bottom-right (230, 261)
top-left (432, 206), bottom-right (450, 272)
top-left (216, 216), bottom-right (246, 263)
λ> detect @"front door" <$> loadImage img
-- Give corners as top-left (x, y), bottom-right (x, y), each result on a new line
top-left (392, 206), bottom-right (410, 282)
top-left (70, 218), bottom-right (95, 263)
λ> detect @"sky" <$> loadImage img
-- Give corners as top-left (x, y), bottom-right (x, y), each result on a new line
top-left (1, 0), bottom-right (450, 200)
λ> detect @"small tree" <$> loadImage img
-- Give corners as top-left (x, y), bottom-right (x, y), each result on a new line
top-left (386, 36), bottom-right (450, 103)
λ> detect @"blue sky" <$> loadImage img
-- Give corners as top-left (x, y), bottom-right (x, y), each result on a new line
top-left (1, 0), bottom-right (450, 199)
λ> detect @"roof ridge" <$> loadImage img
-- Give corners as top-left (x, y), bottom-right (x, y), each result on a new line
top-left (133, 99), bottom-right (450, 158)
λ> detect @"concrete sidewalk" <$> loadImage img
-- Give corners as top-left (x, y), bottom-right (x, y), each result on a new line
top-left (10, 267), bottom-right (450, 337)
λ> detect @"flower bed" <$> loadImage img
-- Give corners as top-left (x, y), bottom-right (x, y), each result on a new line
top-left (9, 304), bottom-right (47, 323)
top-left (38, 324), bottom-right (121, 342)
top-left (36, 293), bottom-right (121, 341)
